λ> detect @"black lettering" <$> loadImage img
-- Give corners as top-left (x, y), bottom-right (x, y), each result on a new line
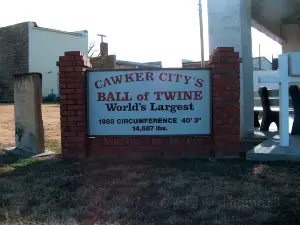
top-left (116, 105), bottom-right (123, 111)
top-left (150, 103), bottom-right (195, 113)
top-left (105, 103), bottom-right (118, 111)
top-left (112, 117), bottom-right (179, 124)
top-left (141, 105), bottom-right (147, 111)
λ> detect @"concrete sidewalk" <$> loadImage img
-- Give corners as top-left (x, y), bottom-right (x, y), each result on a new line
top-left (247, 115), bottom-right (300, 162)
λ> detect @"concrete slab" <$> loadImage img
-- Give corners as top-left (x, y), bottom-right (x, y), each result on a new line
top-left (3, 147), bottom-right (56, 158)
top-left (246, 135), bottom-right (300, 162)
top-left (244, 115), bottom-right (293, 141)
top-left (14, 73), bottom-right (45, 154)
top-left (253, 129), bottom-right (278, 139)
top-left (261, 115), bottom-right (294, 133)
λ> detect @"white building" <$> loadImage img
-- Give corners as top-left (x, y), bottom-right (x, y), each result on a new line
top-left (0, 21), bottom-right (88, 102)
top-left (28, 22), bottom-right (88, 98)
top-left (252, 57), bottom-right (272, 71)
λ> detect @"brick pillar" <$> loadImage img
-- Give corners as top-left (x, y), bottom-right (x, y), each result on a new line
top-left (57, 51), bottom-right (92, 157)
top-left (100, 42), bottom-right (108, 56)
top-left (210, 47), bottom-right (242, 157)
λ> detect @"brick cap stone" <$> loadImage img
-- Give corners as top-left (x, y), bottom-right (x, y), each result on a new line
top-left (65, 51), bottom-right (84, 56)
top-left (209, 47), bottom-right (242, 65)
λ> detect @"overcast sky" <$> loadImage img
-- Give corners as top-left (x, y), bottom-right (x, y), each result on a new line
top-left (1, 0), bottom-right (282, 67)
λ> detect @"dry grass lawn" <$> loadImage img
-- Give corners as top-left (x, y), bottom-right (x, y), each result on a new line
top-left (1, 104), bottom-right (300, 224)
top-left (1, 155), bottom-right (300, 225)
top-left (0, 104), bottom-right (61, 152)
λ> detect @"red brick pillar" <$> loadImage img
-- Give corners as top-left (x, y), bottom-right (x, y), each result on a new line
top-left (57, 51), bottom-right (92, 157)
top-left (210, 47), bottom-right (242, 157)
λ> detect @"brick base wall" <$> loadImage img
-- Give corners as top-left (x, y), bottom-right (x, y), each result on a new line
top-left (87, 137), bottom-right (214, 157)
top-left (58, 47), bottom-right (243, 158)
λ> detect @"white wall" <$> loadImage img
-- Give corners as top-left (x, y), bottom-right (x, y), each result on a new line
top-left (253, 70), bottom-right (279, 90)
top-left (207, 0), bottom-right (254, 137)
top-left (28, 23), bottom-right (88, 97)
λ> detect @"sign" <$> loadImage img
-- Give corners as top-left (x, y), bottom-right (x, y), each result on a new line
top-left (87, 69), bottom-right (211, 136)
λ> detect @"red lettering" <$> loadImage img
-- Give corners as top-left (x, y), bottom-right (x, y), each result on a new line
top-left (125, 73), bottom-right (134, 82)
top-left (110, 75), bottom-right (122, 84)
top-left (103, 78), bottom-right (112, 87)
top-left (174, 74), bottom-right (181, 83)
top-left (163, 91), bottom-right (176, 100)
top-left (146, 72), bottom-right (154, 81)
top-left (153, 91), bottom-right (203, 101)
top-left (183, 91), bottom-right (192, 100)
top-left (97, 92), bottom-right (133, 101)
top-left (177, 91), bottom-right (183, 100)
top-left (135, 73), bottom-right (144, 81)
top-left (159, 73), bottom-right (167, 81)
top-left (115, 92), bottom-right (132, 101)
top-left (107, 92), bottom-right (116, 101)
top-left (195, 79), bottom-right (204, 88)
top-left (95, 80), bottom-right (102, 89)
top-left (183, 75), bottom-right (192, 84)
top-left (194, 91), bottom-right (202, 100)
top-left (168, 73), bottom-right (172, 82)
top-left (154, 92), bottom-right (162, 100)
top-left (97, 92), bottom-right (106, 101)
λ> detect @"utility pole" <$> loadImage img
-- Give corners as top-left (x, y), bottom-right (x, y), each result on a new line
top-left (199, 0), bottom-right (205, 67)
top-left (259, 44), bottom-right (262, 70)
top-left (97, 34), bottom-right (107, 43)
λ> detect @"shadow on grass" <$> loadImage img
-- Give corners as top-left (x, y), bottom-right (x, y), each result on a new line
top-left (0, 151), bottom-right (82, 225)
top-left (1, 153), bottom-right (300, 225)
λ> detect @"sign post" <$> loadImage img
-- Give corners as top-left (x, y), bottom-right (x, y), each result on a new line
top-left (87, 69), bottom-right (211, 136)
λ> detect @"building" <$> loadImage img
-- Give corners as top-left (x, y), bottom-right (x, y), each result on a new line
top-left (115, 60), bottom-right (162, 69)
top-left (182, 60), bottom-right (209, 68)
top-left (90, 42), bottom-right (162, 69)
top-left (252, 57), bottom-right (272, 71)
top-left (0, 22), bottom-right (88, 102)
top-left (182, 57), bottom-right (273, 71)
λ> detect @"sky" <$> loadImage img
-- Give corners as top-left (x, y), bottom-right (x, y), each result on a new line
top-left (1, 0), bottom-right (283, 67)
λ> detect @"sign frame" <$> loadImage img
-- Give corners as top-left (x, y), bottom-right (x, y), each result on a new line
top-left (85, 68), bottom-right (212, 137)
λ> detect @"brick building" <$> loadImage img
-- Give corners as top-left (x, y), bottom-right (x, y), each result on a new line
top-left (0, 22), bottom-right (28, 102)
top-left (90, 42), bottom-right (162, 69)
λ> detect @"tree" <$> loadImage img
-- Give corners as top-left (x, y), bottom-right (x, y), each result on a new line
top-left (88, 41), bottom-right (99, 58)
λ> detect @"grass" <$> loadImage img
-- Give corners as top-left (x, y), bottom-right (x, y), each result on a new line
top-left (0, 104), bottom-right (61, 152)
top-left (1, 104), bottom-right (300, 224)
top-left (46, 139), bottom-right (61, 153)
top-left (1, 151), bottom-right (300, 225)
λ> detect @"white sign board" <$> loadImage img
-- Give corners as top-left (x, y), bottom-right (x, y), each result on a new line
top-left (87, 69), bottom-right (211, 136)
